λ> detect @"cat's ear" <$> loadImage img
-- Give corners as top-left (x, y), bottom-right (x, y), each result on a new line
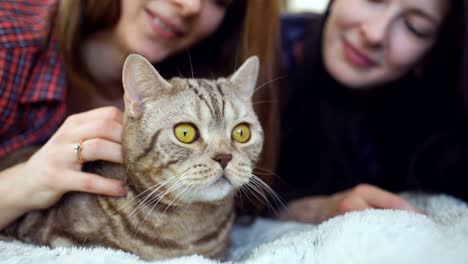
top-left (122, 54), bottom-right (172, 119)
top-left (229, 56), bottom-right (259, 99)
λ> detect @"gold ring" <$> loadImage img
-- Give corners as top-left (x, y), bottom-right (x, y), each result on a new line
top-left (73, 139), bottom-right (86, 163)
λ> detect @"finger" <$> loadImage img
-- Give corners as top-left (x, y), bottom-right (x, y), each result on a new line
top-left (51, 124), bottom-right (122, 166)
top-left (73, 120), bottom-right (123, 144)
top-left (354, 184), bottom-right (418, 212)
top-left (281, 197), bottom-right (323, 223)
top-left (49, 108), bottom-right (123, 144)
top-left (79, 138), bottom-right (123, 164)
top-left (67, 107), bottom-right (124, 125)
top-left (338, 194), bottom-right (372, 214)
top-left (60, 171), bottom-right (127, 197)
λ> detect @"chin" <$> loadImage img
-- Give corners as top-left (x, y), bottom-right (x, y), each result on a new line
top-left (194, 180), bottom-right (234, 202)
top-left (131, 42), bottom-right (172, 64)
top-left (325, 61), bottom-right (376, 89)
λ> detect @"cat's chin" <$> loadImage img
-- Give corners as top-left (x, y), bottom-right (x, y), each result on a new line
top-left (192, 177), bottom-right (234, 202)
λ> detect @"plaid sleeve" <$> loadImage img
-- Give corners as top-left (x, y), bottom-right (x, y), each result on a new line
top-left (0, 0), bottom-right (66, 157)
top-left (0, 47), bottom-right (34, 145)
top-left (0, 48), bottom-right (35, 156)
top-left (0, 46), bottom-right (66, 157)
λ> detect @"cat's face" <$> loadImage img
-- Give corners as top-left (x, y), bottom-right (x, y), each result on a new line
top-left (122, 55), bottom-right (263, 202)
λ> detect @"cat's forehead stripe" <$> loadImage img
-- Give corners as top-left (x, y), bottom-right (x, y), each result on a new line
top-left (215, 82), bottom-right (226, 118)
top-left (186, 80), bottom-right (216, 119)
top-left (183, 79), bottom-right (245, 125)
top-left (200, 80), bottom-right (223, 121)
top-left (185, 79), bottom-right (227, 124)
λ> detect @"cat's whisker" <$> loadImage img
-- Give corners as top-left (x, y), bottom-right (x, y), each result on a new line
top-left (239, 175), bottom-right (276, 213)
top-left (233, 46), bottom-right (239, 73)
top-left (146, 181), bottom-right (182, 209)
top-left (125, 177), bottom-right (174, 213)
top-left (187, 49), bottom-right (194, 79)
top-left (252, 100), bottom-right (278, 106)
top-left (241, 187), bottom-right (263, 209)
top-left (153, 182), bottom-right (187, 215)
top-left (162, 184), bottom-right (191, 216)
top-left (250, 171), bottom-right (274, 175)
top-left (176, 69), bottom-right (184, 78)
top-left (250, 176), bottom-right (294, 217)
top-left (181, 184), bottom-right (197, 208)
top-left (253, 166), bottom-right (280, 177)
top-left (175, 185), bottom-right (198, 218)
top-left (250, 175), bottom-right (280, 197)
top-left (244, 182), bottom-right (278, 214)
top-left (139, 177), bottom-right (176, 204)
top-left (146, 181), bottom-right (184, 212)
top-left (240, 186), bottom-right (264, 211)
top-left (240, 184), bottom-right (264, 207)
top-left (100, 178), bottom-right (173, 229)
top-left (250, 175), bottom-right (282, 200)
top-left (123, 177), bottom-right (177, 226)
top-left (183, 184), bottom-right (203, 212)
top-left (251, 76), bottom-right (286, 96)
top-left (113, 177), bottom-right (172, 216)
top-left (245, 180), bottom-right (270, 204)
top-left (236, 187), bottom-right (254, 209)
top-left (237, 186), bottom-right (244, 206)
top-left (132, 181), bottom-right (185, 235)
top-left (253, 166), bottom-right (287, 184)
top-left (250, 175), bottom-right (287, 213)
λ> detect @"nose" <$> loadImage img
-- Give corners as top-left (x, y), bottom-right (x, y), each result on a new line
top-left (172, 0), bottom-right (202, 17)
top-left (212, 154), bottom-right (232, 169)
top-left (359, 13), bottom-right (392, 47)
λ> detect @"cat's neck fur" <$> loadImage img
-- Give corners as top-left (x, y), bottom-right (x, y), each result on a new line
top-left (92, 163), bottom-right (235, 260)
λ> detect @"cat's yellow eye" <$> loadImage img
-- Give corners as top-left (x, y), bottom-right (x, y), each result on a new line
top-left (174, 123), bottom-right (198, 144)
top-left (232, 124), bottom-right (251, 143)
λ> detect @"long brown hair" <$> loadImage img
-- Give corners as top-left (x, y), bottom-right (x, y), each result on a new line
top-left (55, 0), bottom-right (280, 214)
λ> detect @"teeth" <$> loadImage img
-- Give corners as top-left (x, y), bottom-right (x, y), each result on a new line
top-left (153, 18), bottom-right (175, 33)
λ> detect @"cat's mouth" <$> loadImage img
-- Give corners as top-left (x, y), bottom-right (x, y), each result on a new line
top-left (212, 175), bottom-right (232, 186)
top-left (192, 174), bottom-right (234, 202)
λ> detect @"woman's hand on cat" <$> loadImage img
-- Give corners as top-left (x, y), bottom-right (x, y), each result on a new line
top-left (277, 184), bottom-right (420, 224)
top-left (18, 107), bottom-right (127, 211)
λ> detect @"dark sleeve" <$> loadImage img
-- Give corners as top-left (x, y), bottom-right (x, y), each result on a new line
top-left (277, 14), bottom-right (331, 202)
top-left (280, 14), bottom-right (312, 73)
top-left (410, 125), bottom-right (468, 202)
top-left (279, 13), bottom-right (322, 107)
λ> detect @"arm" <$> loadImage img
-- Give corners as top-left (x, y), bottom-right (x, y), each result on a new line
top-left (278, 184), bottom-right (420, 224)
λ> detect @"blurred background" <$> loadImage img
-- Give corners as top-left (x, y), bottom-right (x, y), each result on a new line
top-left (284, 0), bottom-right (329, 13)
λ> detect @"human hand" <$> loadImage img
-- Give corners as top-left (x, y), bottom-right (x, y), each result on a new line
top-left (277, 184), bottom-right (420, 224)
top-left (12, 107), bottom-right (127, 212)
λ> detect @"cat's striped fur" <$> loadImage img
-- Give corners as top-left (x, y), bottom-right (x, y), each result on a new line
top-left (1, 55), bottom-right (264, 260)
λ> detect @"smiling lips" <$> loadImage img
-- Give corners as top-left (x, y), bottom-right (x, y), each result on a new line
top-left (145, 9), bottom-right (184, 40)
top-left (342, 40), bottom-right (378, 69)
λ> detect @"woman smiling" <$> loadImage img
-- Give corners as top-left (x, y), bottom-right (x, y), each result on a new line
top-left (278, 0), bottom-right (468, 224)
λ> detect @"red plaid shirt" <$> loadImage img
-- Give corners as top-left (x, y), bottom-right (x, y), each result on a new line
top-left (0, 0), bottom-right (66, 157)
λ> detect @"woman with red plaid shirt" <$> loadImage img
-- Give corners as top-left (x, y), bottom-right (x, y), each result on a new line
top-left (0, 0), bottom-right (280, 230)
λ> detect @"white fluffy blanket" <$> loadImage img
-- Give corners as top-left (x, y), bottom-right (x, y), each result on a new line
top-left (1, 193), bottom-right (467, 264)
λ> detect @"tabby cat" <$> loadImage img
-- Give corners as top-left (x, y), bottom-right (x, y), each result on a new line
top-left (1, 54), bottom-right (265, 260)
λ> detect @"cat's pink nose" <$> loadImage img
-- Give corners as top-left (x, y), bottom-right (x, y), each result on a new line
top-left (212, 154), bottom-right (232, 169)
